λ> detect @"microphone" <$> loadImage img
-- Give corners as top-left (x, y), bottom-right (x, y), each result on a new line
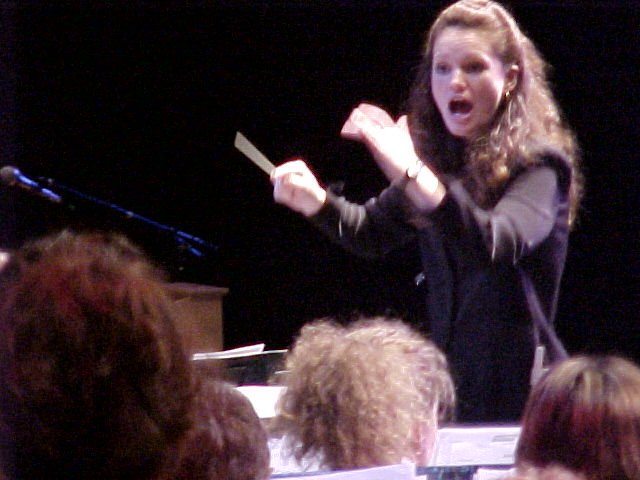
top-left (0, 166), bottom-right (62, 203)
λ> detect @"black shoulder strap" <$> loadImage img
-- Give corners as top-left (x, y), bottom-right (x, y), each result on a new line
top-left (519, 269), bottom-right (569, 362)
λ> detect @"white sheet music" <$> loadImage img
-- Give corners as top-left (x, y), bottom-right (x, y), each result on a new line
top-left (237, 385), bottom-right (285, 419)
top-left (270, 462), bottom-right (417, 479)
top-left (431, 425), bottom-right (521, 466)
top-left (474, 467), bottom-right (517, 480)
top-left (192, 343), bottom-right (266, 360)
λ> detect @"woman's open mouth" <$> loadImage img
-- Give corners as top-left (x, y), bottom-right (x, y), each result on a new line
top-left (449, 98), bottom-right (473, 117)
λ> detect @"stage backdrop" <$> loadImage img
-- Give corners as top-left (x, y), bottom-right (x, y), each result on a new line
top-left (0, 0), bottom-right (638, 362)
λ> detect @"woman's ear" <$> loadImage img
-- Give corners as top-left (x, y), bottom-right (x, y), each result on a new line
top-left (504, 64), bottom-right (520, 96)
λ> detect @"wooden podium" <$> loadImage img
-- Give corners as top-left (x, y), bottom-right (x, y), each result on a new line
top-left (166, 282), bottom-right (228, 354)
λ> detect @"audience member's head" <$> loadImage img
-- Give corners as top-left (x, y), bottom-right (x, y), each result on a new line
top-left (275, 316), bottom-right (455, 470)
top-left (515, 355), bottom-right (640, 480)
top-left (0, 230), bottom-right (195, 480)
top-left (175, 378), bottom-right (271, 480)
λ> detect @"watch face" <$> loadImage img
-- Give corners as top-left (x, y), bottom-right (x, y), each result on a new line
top-left (407, 161), bottom-right (424, 179)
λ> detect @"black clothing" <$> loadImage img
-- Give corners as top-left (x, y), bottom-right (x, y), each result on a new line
top-left (311, 152), bottom-right (571, 422)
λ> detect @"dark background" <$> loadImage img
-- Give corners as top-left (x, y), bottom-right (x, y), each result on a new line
top-left (0, 1), bottom-right (638, 363)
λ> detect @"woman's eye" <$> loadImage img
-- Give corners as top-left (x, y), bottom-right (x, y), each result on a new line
top-left (434, 63), bottom-right (450, 74)
top-left (466, 62), bottom-right (485, 73)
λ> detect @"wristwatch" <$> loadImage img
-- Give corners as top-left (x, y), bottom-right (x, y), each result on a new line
top-left (405, 160), bottom-right (425, 181)
top-left (393, 159), bottom-right (425, 190)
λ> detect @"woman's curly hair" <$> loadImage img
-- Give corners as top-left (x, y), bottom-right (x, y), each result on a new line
top-left (408, 0), bottom-right (583, 224)
top-left (275, 316), bottom-right (455, 470)
top-left (0, 231), bottom-right (195, 480)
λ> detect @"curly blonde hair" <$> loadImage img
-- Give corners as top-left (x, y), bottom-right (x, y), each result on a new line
top-left (408, 0), bottom-right (582, 223)
top-left (275, 316), bottom-right (455, 470)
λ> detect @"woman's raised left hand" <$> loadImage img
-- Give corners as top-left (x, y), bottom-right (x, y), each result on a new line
top-left (340, 103), bottom-right (420, 183)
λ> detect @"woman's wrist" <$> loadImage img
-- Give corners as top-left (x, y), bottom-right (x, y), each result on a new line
top-left (403, 161), bottom-right (446, 212)
top-left (302, 187), bottom-right (327, 217)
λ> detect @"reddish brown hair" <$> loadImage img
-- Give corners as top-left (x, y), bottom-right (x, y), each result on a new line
top-left (516, 355), bottom-right (640, 480)
top-left (175, 379), bottom-right (271, 480)
top-left (0, 231), bottom-right (194, 480)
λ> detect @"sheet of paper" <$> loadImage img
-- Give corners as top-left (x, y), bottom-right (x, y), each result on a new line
top-left (474, 467), bottom-right (517, 480)
top-left (270, 462), bottom-right (417, 479)
top-left (191, 343), bottom-right (265, 360)
top-left (431, 425), bottom-right (521, 467)
top-left (236, 385), bottom-right (285, 419)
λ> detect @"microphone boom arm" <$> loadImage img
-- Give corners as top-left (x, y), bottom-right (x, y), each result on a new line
top-left (40, 177), bottom-right (218, 258)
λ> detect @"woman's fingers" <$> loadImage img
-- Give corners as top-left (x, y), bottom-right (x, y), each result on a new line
top-left (357, 103), bottom-right (395, 127)
top-left (396, 114), bottom-right (409, 130)
top-left (340, 108), bottom-right (365, 140)
top-left (271, 160), bottom-right (326, 217)
top-left (341, 103), bottom-right (395, 140)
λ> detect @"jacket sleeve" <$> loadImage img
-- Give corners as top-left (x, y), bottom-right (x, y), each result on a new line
top-left (427, 153), bottom-right (572, 265)
top-left (309, 184), bottom-right (417, 258)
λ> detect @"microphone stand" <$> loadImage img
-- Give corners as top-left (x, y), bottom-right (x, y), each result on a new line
top-left (39, 176), bottom-right (218, 259)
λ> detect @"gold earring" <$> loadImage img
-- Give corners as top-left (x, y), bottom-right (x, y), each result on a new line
top-left (505, 89), bottom-right (511, 100)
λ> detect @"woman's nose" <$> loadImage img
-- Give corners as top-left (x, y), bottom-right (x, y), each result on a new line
top-left (450, 69), bottom-right (465, 91)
